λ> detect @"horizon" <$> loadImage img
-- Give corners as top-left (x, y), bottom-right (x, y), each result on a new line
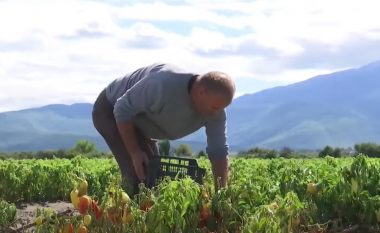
top-left (0, 62), bottom-right (349, 114)
top-left (1, 0), bottom-right (380, 112)
top-left (1, 58), bottom-right (376, 114)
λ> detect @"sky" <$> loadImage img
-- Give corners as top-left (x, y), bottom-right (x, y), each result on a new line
top-left (0, 0), bottom-right (380, 112)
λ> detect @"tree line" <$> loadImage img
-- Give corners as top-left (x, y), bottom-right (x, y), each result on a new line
top-left (1, 140), bottom-right (379, 160)
top-left (237, 142), bottom-right (380, 159)
top-left (0, 140), bottom-right (203, 160)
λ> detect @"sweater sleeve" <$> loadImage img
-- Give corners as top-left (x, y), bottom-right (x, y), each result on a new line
top-left (205, 110), bottom-right (229, 159)
top-left (113, 75), bottom-right (164, 123)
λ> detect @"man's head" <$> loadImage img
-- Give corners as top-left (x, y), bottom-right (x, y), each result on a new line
top-left (190, 71), bottom-right (235, 117)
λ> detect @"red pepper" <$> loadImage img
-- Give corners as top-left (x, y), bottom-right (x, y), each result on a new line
top-left (91, 200), bottom-right (102, 220)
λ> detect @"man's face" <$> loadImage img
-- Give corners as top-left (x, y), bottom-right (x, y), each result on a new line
top-left (194, 88), bottom-right (231, 117)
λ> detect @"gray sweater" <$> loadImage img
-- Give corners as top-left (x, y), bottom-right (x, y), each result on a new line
top-left (105, 63), bottom-right (228, 159)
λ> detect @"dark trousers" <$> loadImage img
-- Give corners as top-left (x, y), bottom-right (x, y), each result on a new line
top-left (92, 89), bottom-right (158, 196)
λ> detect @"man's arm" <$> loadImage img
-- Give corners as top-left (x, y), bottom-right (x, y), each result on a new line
top-left (116, 121), bottom-right (140, 154)
top-left (204, 110), bottom-right (229, 190)
top-left (116, 121), bottom-right (149, 182)
top-left (113, 75), bottom-right (164, 182)
top-left (210, 156), bottom-right (229, 190)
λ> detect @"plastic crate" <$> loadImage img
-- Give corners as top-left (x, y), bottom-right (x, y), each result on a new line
top-left (146, 156), bottom-right (206, 188)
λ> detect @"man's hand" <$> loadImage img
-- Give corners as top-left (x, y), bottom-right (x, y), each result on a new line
top-left (130, 149), bottom-right (150, 182)
top-left (210, 156), bottom-right (229, 190)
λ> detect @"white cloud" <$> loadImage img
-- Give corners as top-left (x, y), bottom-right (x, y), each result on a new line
top-left (0, 0), bottom-right (379, 112)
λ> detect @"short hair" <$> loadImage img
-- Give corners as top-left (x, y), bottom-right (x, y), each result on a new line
top-left (199, 71), bottom-right (235, 101)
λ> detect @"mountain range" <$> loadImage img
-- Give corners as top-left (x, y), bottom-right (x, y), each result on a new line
top-left (1, 60), bottom-right (379, 152)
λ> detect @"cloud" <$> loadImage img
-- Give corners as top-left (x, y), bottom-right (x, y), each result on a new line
top-left (286, 34), bottom-right (380, 69)
top-left (192, 33), bottom-right (280, 58)
top-left (0, 38), bottom-right (44, 52)
top-left (123, 35), bottom-right (167, 49)
top-left (59, 29), bottom-right (110, 40)
top-left (115, 2), bottom-right (240, 27)
top-left (0, 0), bottom-right (380, 112)
top-left (119, 23), bottom-right (169, 49)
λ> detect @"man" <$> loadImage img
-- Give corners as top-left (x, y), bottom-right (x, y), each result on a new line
top-left (92, 63), bottom-right (235, 196)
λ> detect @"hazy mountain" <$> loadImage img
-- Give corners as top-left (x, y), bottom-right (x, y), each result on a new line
top-left (1, 61), bottom-right (379, 152)
top-left (226, 60), bottom-right (380, 150)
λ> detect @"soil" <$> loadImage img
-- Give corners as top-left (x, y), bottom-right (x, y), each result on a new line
top-left (3, 202), bottom-right (380, 233)
top-left (3, 201), bottom-right (74, 233)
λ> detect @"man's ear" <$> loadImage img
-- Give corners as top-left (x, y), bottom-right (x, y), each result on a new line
top-left (199, 85), bottom-right (208, 96)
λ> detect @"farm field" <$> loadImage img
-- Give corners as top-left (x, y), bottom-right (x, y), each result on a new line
top-left (1, 155), bottom-right (380, 233)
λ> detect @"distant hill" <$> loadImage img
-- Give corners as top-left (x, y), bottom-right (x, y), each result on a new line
top-left (0, 103), bottom-right (209, 152)
top-left (225, 60), bottom-right (380, 150)
top-left (0, 103), bottom-right (104, 152)
top-left (1, 60), bottom-right (379, 152)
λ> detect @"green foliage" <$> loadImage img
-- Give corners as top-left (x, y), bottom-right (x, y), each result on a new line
top-left (174, 144), bottom-right (193, 157)
top-left (158, 140), bottom-right (170, 156)
top-left (0, 142), bottom-right (112, 160)
top-left (333, 147), bottom-right (342, 157)
top-left (319, 146), bottom-right (344, 158)
top-left (145, 178), bottom-right (201, 233)
top-left (319, 146), bottom-right (334, 158)
top-left (197, 150), bottom-right (207, 158)
top-left (0, 157), bottom-right (119, 203)
top-left (0, 199), bottom-right (16, 226)
top-left (279, 147), bottom-right (293, 158)
top-left (355, 142), bottom-right (380, 157)
top-left (241, 147), bottom-right (278, 159)
top-left (70, 140), bottom-right (97, 155)
top-left (3, 155), bottom-right (380, 232)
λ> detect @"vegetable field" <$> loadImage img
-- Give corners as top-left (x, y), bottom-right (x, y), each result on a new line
top-left (1, 154), bottom-right (380, 232)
